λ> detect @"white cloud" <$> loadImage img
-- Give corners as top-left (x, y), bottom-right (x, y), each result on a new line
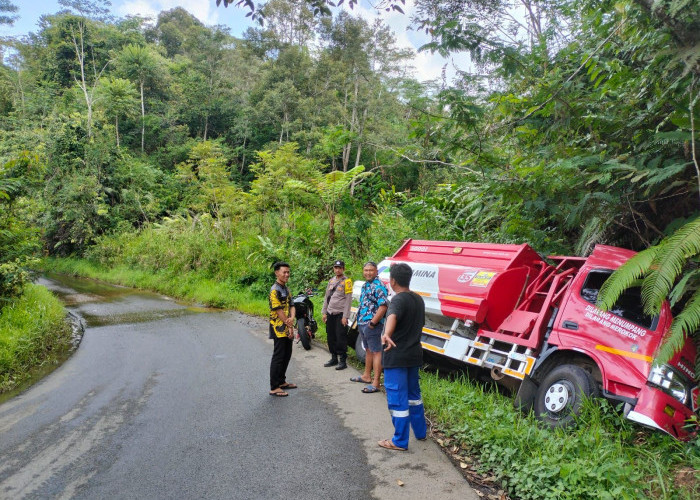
top-left (117, 0), bottom-right (159, 21)
top-left (117, 0), bottom-right (220, 26)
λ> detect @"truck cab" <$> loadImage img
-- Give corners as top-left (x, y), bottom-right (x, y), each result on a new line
top-left (548, 245), bottom-right (698, 439)
top-left (350, 239), bottom-right (698, 439)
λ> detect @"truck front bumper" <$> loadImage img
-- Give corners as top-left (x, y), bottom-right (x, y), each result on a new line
top-left (626, 384), bottom-right (698, 440)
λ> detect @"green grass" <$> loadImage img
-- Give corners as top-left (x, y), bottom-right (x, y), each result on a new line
top-left (0, 284), bottom-right (72, 393)
top-left (421, 371), bottom-right (700, 500)
top-left (42, 257), bottom-right (269, 316)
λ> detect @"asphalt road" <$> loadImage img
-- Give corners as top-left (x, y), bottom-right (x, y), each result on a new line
top-left (0, 275), bottom-right (477, 500)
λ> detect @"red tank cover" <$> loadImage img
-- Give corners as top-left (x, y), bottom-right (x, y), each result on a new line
top-left (386, 239), bottom-right (546, 329)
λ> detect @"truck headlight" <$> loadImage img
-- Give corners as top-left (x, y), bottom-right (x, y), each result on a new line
top-left (648, 364), bottom-right (689, 406)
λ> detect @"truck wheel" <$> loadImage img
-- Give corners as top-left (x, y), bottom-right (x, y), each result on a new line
top-left (354, 332), bottom-right (366, 364)
top-left (534, 365), bottom-right (598, 428)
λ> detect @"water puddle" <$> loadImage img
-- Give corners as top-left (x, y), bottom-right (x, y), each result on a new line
top-left (1, 274), bottom-right (223, 401)
top-left (38, 273), bottom-right (134, 301)
top-left (80, 308), bottom-right (193, 327)
top-left (38, 274), bottom-right (223, 328)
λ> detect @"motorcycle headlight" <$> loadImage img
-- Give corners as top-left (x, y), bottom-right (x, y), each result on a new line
top-left (648, 364), bottom-right (689, 406)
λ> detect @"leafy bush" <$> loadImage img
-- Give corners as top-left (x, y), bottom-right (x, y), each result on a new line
top-left (0, 258), bottom-right (35, 301)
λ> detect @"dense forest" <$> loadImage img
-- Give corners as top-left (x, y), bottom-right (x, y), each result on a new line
top-left (0, 0), bottom-right (698, 335)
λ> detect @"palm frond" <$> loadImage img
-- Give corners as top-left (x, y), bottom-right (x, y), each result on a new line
top-left (284, 179), bottom-right (316, 193)
top-left (597, 246), bottom-right (659, 311)
top-left (668, 268), bottom-right (700, 307)
top-left (642, 218), bottom-right (700, 315)
top-left (575, 216), bottom-right (605, 256)
top-left (0, 178), bottom-right (22, 199)
top-left (564, 191), bottom-right (617, 229)
top-left (317, 166), bottom-right (368, 201)
top-left (639, 161), bottom-right (690, 189)
top-left (654, 289), bottom-right (700, 370)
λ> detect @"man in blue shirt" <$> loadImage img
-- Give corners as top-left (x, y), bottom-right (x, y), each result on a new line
top-left (350, 261), bottom-right (388, 393)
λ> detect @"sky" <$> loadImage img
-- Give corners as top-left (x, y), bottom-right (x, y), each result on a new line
top-left (1, 0), bottom-right (460, 83)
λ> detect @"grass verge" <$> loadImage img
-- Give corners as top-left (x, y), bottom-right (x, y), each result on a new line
top-left (0, 284), bottom-right (72, 394)
top-left (42, 257), bottom-right (270, 316)
top-left (421, 371), bottom-right (699, 499)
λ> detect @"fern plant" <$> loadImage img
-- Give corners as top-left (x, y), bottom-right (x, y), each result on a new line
top-left (598, 217), bottom-right (700, 373)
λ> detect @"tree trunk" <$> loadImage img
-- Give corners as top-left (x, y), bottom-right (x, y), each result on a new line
top-left (115, 116), bottom-right (120, 148)
top-left (140, 80), bottom-right (145, 152)
top-left (279, 110), bottom-right (289, 144)
top-left (342, 77), bottom-right (360, 172)
top-left (14, 69), bottom-right (26, 125)
top-left (342, 143), bottom-right (351, 171)
top-left (240, 135), bottom-right (248, 175)
top-left (328, 210), bottom-right (335, 246)
top-left (70, 22), bottom-right (108, 139)
top-left (71, 23), bottom-right (93, 137)
top-left (354, 107), bottom-right (368, 169)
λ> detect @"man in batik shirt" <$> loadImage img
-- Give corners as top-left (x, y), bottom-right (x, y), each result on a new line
top-left (269, 261), bottom-right (296, 397)
top-left (350, 261), bottom-right (388, 393)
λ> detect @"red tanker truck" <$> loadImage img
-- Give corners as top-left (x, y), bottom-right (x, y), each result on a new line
top-left (349, 239), bottom-right (698, 440)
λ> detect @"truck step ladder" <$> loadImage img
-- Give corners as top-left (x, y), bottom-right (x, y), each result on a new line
top-left (421, 320), bottom-right (537, 381)
top-left (463, 335), bottom-right (536, 380)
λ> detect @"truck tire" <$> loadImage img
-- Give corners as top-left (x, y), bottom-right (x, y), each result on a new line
top-left (353, 332), bottom-right (366, 364)
top-left (534, 364), bottom-right (598, 428)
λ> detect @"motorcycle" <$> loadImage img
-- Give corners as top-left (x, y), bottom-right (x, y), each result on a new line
top-left (292, 289), bottom-right (317, 350)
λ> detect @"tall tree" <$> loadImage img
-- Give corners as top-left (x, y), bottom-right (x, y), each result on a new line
top-left (150, 7), bottom-right (205, 58)
top-left (57, 0), bottom-right (113, 22)
top-left (116, 44), bottom-right (164, 152)
top-left (96, 77), bottom-right (138, 147)
top-left (258, 0), bottom-right (318, 47)
top-left (319, 13), bottom-right (412, 171)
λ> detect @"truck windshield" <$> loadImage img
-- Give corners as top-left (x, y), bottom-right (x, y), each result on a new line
top-left (580, 270), bottom-right (657, 330)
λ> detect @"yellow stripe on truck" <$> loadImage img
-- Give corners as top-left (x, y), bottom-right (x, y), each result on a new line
top-left (503, 368), bottom-right (526, 380)
top-left (422, 327), bottom-right (451, 339)
top-left (524, 357), bottom-right (535, 375)
top-left (421, 343), bottom-right (445, 354)
top-left (595, 344), bottom-right (653, 362)
top-left (440, 294), bottom-right (477, 304)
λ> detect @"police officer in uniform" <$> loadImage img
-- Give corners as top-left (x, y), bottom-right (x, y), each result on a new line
top-left (321, 260), bottom-right (353, 370)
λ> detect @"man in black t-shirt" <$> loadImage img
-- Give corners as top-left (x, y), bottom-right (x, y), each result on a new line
top-left (378, 263), bottom-right (427, 451)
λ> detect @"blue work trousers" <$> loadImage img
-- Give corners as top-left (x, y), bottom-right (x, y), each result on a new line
top-left (384, 366), bottom-right (427, 449)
